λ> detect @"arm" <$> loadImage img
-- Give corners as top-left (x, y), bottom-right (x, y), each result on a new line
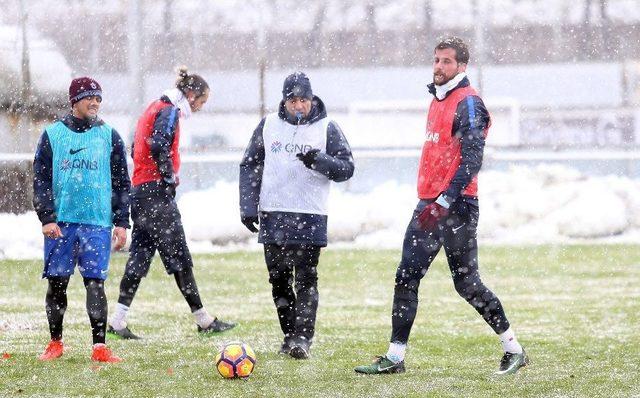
top-left (110, 129), bottom-right (131, 229)
top-left (150, 105), bottom-right (180, 182)
top-left (239, 118), bottom-right (266, 218)
top-left (309, 121), bottom-right (355, 182)
top-left (32, 131), bottom-right (57, 225)
top-left (441, 95), bottom-right (489, 203)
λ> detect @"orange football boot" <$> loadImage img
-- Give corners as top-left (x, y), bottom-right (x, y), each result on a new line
top-left (91, 344), bottom-right (122, 363)
top-left (38, 340), bottom-right (64, 361)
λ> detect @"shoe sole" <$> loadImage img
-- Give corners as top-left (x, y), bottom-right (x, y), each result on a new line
top-left (289, 347), bottom-right (309, 360)
top-left (198, 329), bottom-right (231, 335)
top-left (354, 366), bottom-right (405, 375)
top-left (198, 326), bottom-right (236, 335)
top-left (494, 356), bottom-right (529, 376)
top-left (107, 330), bottom-right (141, 340)
top-left (106, 331), bottom-right (123, 340)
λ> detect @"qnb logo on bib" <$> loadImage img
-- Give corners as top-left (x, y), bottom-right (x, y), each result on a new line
top-left (271, 141), bottom-right (283, 153)
top-left (285, 143), bottom-right (312, 153)
top-left (425, 131), bottom-right (440, 143)
top-left (61, 158), bottom-right (98, 171)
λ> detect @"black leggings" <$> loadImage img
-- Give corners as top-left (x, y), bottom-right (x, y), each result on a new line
top-left (45, 276), bottom-right (109, 345)
top-left (117, 267), bottom-right (203, 313)
top-left (264, 244), bottom-right (321, 342)
top-left (391, 199), bottom-right (510, 344)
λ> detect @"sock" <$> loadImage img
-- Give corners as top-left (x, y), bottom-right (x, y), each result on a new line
top-left (386, 342), bottom-right (406, 363)
top-left (110, 303), bottom-right (129, 330)
top-left (192, 308), bottom-right (215, 328)
top-left (499, 328), bottom-right (523, 354)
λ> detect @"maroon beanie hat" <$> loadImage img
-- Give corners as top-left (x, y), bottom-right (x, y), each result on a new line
top-left (69, 77), bottom-right (102, 106)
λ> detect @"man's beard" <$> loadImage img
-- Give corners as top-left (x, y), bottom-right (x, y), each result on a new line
top-left (433, 73), bottom-right (453, 85)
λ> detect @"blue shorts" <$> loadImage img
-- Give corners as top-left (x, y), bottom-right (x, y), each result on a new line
top-left (42, 223), bottom-right (112, 280)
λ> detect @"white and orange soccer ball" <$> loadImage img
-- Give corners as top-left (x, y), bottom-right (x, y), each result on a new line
top-left (215, 342), bottom-right (256, 379)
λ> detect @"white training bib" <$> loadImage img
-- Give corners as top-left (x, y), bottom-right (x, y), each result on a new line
top-left (260, 113), bottom-right (330, 215)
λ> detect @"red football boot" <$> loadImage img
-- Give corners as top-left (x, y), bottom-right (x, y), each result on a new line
top-left (91, 344), bottom-right (122, 363)
top-left (38, 340), bottom-right (64, 361)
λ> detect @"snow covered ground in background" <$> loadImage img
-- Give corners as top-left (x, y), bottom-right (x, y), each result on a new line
top-left (2, 164), bottom-right (639, 260)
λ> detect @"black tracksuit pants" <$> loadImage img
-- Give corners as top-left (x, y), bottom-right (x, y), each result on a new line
top-left (391, 198), bottom-right (510, 344)
top-left (264, 244), bottom-right (321, 342)
top-left (117, 181), bottom-right (203, 312)
top-left (125, 181), bottom-right (193, 278)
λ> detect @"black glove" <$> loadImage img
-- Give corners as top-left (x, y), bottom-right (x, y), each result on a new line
top-left (296, 149), bottom-right (320, 169)
top-left (160, 176), bottom-right (177, 198)
top-left (241, 216), bottom-right (259, 233)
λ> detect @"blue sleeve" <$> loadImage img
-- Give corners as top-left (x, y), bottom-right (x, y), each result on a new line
top-left (150, 105), bottom-right (180, 181)
top-left (111, 129), bottom-right (131, 228)
top-left (32, 131), bottom-right (56, 225)
top-left (239, 118), bottom-right (266, 218)
top-left (444, 95), bottom-right (489, 200)
top-left (311, 121), bottom-right (355, 182)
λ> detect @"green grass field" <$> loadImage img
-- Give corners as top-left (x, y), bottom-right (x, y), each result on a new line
top-left (1, 245), bottom-right (639, 397)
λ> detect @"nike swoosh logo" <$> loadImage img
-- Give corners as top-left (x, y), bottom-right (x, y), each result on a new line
top-left (69, 147), bottom-right (87, 155)
top-left (377, 364), bottom-right (397, 372)
top-left (452, 223), bottom-right (466, 233)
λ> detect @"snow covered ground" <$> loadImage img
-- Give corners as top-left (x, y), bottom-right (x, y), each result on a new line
top-left (1, 164), bottom-right (638, 260)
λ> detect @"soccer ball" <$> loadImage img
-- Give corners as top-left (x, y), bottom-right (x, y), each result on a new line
top-left (215, 342), bottom-right (256, 379)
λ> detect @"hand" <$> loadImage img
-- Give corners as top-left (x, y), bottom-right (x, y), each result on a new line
top-left (417, 202), bottom-right (449, 230)
top-left (42, 223), bottom-right (63, 239)
top-left (241, 216), bottom-right (259, 233)
top-left (161, 176), bottom-right (177, 198)
top-left (112, 227), bottom-right (127, 251)
top-left (296, 149), bottom-right (320, 168)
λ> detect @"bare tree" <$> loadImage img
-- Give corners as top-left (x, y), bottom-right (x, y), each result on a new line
top-left (163, 0), bottom-right (175, 68)
top-left (308, 3), bottom-right (328, 68)
top-left (424, 0), bottom-right (433, 39)
top-left (19, 0), bottom-right (31, 104)
top-left (365, 1), bottom-right (378, 64)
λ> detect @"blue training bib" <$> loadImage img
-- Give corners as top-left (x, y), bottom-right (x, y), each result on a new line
top-left (46, 121), bottom-right (113, 227)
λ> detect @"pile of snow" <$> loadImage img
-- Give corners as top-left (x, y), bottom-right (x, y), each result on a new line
top-left (0, 213), bottom-right (43, 259)
top-left (479, 164), bottom-right (640, 243)
top-left (2, 164), bottom-right (639, 260)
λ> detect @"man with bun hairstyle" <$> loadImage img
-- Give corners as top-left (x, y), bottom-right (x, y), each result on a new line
top-left (240, 71), bottom-right (354, 359)
top-left (354, 37), bottom-right (529, 376)
top-left (33, 76), bottom-right (129, 362)
top-left (108, 67), bottom-right (236, 339)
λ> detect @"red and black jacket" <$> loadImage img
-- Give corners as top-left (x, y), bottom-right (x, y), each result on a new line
top-left (418, 77), bottom-right (490, 201)
top-left (131, 96), bottom-right (181, 187)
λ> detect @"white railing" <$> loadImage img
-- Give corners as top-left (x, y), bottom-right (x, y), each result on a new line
top-left (5, 149), bottom-right (640, 163)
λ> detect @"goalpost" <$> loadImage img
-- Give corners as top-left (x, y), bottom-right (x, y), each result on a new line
top-left (346, 97), bottom-right (521, 148)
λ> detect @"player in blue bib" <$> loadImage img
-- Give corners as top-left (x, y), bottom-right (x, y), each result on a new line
top-left (33, 77), bottom-right (130, 363)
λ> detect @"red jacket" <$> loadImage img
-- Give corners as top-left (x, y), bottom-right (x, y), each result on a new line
top-left (417, 85), bottom-right (489, 199)
top-left (131, 100), bottom-right (181, 187)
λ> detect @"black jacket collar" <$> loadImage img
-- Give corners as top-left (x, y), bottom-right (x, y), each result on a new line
top-left (61, 113), bottom-right (104, 133)
top-left (278, 95), bottom-right (327, 125)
